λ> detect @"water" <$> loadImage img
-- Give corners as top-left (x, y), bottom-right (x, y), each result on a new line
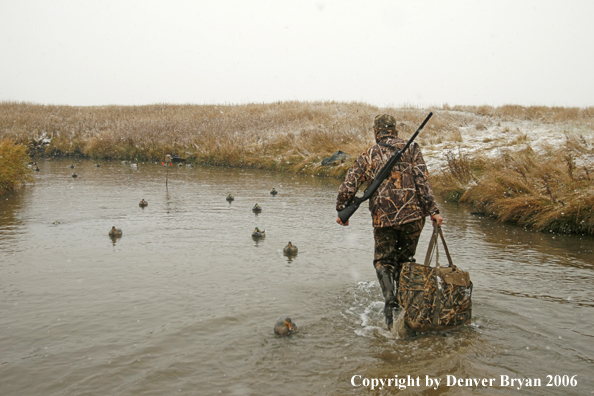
top-left (1, 159), bottom-right (593, 396)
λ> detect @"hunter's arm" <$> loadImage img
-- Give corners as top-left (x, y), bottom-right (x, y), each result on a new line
top-left (336, 154), bottom-right (368, 211)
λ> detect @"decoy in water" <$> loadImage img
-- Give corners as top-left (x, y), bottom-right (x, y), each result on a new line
top-left (108, 226), bottom-right (122, 237)
top-left (252, 203), bottom-right (262, 213)
top-left (139, 199), bottom-right (148, 207)
top-left (274, 317), bottom-right (297, 336)
top-left (252, 227), bottom-right (265, 238)
top-left (270, 188), bottom-right (278, 195)
top-left (93, 163), bottom-right (100, 167)
top-left (130, 163), bottom-right (139, 169)
top-left (226, 194), bottom-right (234, 202)
top-left (71, 172), bottom-right (77, 178)
top-left (67, 164), bottom-right (74, 169)
top-left (283, 241), bottom-right (298, 255)
top-left (186, 163), bottom-right (194, 168)
top-left (34, 166), bottom-right (40, 171)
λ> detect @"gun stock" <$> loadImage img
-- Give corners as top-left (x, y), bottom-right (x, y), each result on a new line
top-left (337, 198), bottom-right (361, 223)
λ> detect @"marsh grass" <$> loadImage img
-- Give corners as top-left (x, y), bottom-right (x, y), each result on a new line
top-left (0, 140), bottom-right (33, 195)
top-left (446, 104), bottom-right (594, 126)
top-left (434, 137), bottom-right (594, 235)
top-left (0, 101), bottom-right (456, 179)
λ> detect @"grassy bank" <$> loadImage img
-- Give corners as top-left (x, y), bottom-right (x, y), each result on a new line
top-left (0, 101), bottom-right (478, 179)
top-left (1, 101), bottom-right (593, 234)
top-left (0, 140), bottom-right (33, 196)
top-left (432, 140), bottom-right (594, 235)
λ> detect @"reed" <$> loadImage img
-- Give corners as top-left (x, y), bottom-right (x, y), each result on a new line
top-left (446, 104), bottom-right (594, 126)
top-left (0, 101), bottom-right (455, 178)
top-left (449, 141), bottom-right (594, 235)
top-left (0, 140), bottom-right (33, 195)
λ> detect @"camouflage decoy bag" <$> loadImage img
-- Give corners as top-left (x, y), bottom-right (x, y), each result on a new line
top-left (397, 222), bottom-right (472, 332)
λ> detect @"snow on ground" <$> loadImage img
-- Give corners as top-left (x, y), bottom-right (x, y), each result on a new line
top-left (422, 118), bottom-right (594, 172)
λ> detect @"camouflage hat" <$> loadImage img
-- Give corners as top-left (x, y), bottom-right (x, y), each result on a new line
top-left (374, 114), bottom-right (397, 130)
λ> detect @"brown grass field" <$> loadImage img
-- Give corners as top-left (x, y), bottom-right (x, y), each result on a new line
top-left (1, 101), bottom-right (593, 235)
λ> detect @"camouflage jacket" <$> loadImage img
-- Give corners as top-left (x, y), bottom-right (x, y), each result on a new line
top-left (336, 132), bottom-right (439, 228)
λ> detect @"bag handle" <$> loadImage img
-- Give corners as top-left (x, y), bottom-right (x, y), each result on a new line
top-left (423, 220), bottom-right (454, 268)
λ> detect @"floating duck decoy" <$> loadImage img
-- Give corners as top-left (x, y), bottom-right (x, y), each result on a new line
top-left (34, 167), bottom-right (40, 171)
top-left (252, 227), bottom-right (265, 238)
top-left (93, 163), bottom-right (100, 167)
top-left (226, 194), bottom-right (234, 202)
top-left (139, 199), bottom-right (148, 207)
top-left (186, 163), bottom-right (194, 168)
top-left (71, 172), bottom-right (77, 178)
top-left (108, 226), bottom-right (122, 237)
top-left (274, 317), bottom-right (297, 336)
top-left (270, 188), bottom-right (278, 195)
top-left (169, 155), bottom-right (185, 164)
top-left (130, 163), bottom-right (139, 169)
top-left (252, 203), bottom-right (262, 213)
top-left (67, 164), bottom-right (74, 169)
top-left (283, 241), bottom-right (298, 255)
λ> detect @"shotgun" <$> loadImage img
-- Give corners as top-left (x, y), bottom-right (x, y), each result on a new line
top-left (337, 112), bottom-right (433, 223)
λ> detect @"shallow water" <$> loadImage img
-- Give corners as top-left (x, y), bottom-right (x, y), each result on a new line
top-left (1, 159), bottom-right (593, 396)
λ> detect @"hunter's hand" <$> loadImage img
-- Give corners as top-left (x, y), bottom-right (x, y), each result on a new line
top-left (336, 216), bottom-right (349, 226)
top-left (431, 213), bottom-right (443, 227)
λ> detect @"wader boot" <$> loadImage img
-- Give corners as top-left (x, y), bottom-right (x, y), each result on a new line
top-left (377, 267), bottom-right (398, 330)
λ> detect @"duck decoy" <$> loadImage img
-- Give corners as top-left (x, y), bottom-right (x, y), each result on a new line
top-left (93, 163), bottom-right (100, 167)
top-left (252, 203), bottom-right (262, 213)
top-left (108, 226), bottom-right (122, 237)
top-left (71, 172), bottom-right (77, 178)
top-left (274, 317), bottom-right (297, 336)
top-left (252, 227), bottom-right (265, 238)
top-left (283, 241), bottom-right (298, 255)
top-left (139, 199), bottom-right (148, 207)
top-left (270, 188), bottom-right (278, 195)
top-left (226, 194), bottom-right (234, 202)
top-left (67, 164), bottom-right (74, 169)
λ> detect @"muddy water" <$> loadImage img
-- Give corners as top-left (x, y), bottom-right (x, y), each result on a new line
top-left (1, 159), bottom-right (593, 396)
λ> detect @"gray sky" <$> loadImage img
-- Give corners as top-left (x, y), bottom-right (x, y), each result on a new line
top-left (1, 0), bottom-right (593, 107)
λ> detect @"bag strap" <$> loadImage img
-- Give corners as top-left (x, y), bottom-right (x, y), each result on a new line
top-left (423, 220), bottom-right (453, 268)
top-left (423, 221), bottom-right (440, 267)
top-left (438, 227), bottom-right (454, 268)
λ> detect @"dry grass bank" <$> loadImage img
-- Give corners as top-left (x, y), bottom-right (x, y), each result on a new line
top-left (0, 140), bottom-right (33, 196)
top-left (0, 101), bottom-right (464, 179)
top-left (1, 101), bottom-right (593, 234)
top-left (432, 137), bottom-right (594, 235)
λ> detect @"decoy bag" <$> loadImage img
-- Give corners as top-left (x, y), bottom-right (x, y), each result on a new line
top-left (397, 222), bottom-right (472, 332)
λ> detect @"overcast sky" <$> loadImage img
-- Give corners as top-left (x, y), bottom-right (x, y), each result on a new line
top-left (1, 0), bottom-right (593, 108)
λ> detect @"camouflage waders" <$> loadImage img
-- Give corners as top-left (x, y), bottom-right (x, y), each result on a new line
top-left (373, 218), bottom-right (425, 329)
